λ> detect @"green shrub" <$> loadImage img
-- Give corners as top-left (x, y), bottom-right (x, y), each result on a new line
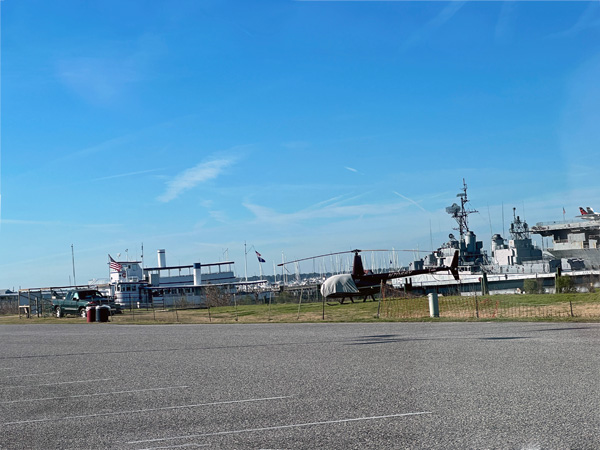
top-left (555, 275), bottom-right (575, 293)
top-left (523, 279), bottom-right (543, 294)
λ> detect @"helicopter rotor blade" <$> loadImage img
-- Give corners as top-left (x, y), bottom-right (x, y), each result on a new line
top-left (277, 250), bottom-right (356, 266)
top-left (277, 248), bottom-right (435, 266)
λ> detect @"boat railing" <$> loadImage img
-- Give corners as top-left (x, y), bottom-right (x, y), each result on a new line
top-left (534, 218), bottom-right (600, 228)
top-left (534, 219), bottom-right (583, 227)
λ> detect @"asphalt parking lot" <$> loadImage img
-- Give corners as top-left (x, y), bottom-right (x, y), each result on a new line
top-left (1, 322), bottom-right (599, 449)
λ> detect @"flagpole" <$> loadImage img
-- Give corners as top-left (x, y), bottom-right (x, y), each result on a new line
top-left (244, 241), bottom-right (248, 282)
top-left (71, 244), bottom-right (77, 287)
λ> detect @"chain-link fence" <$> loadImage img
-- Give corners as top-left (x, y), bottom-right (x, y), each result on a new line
top-left (0, 299), bottom-right (18, 315)
top-left (381, 294), bottom-right (600, 320)
top-left (11, 283), bottom-right (600, 322)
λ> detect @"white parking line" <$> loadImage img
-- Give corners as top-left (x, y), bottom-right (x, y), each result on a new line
top-left (4, 396), bottom-right (292, 425)
top-left (3, 372), bottom-right (60, 378)
top-left (0, 386), bottom-right (190, 404)
top-left (141, 444), bottom-right (209, 450)
top-left (127, 412), bottom-right (433, 444)
top-left (0, 378), bottom-right (112, 389)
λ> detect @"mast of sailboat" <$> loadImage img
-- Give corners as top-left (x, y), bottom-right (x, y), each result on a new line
top-left (244, 241), bottom-right (248, 282)
top-left (71, 244), bottom-right (77, 287)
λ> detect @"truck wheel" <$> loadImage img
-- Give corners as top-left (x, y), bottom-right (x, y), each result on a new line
top-left (80, 308), bottom-right (87, 318)
top-left (55, 307), bottom-right (63, 318)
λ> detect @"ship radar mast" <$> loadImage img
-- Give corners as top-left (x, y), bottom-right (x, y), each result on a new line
top-left (445, 179), bottom-right (478, 239)
top-left (509, 207), bottom-right (530, 240)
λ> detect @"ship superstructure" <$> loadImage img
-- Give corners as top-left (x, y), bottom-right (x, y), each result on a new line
top-left (532, 210), bottom-right (600, 270)
top-left (109, 249), bottom-right (238, 307)
top-left (417, 179), bottom-right (488, 274)
top-left (490, 208), bottom-right (554, 273)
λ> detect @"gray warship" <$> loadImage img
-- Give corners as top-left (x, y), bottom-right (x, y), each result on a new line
top-left (532, 207), bottom-right (600, 270)
top-left (395, 180), bottom-right (559, 294)
top-left (414, 180), bottom-right (556, 276)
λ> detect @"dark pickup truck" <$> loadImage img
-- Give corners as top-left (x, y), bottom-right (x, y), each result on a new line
top-left (53, 289), bottom-right (121, 318)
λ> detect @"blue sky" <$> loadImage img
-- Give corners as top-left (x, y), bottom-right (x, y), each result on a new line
top-left (2, 0), bottom-right (600, 288)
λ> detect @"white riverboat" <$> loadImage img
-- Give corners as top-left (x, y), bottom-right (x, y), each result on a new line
top-left (109, 249), bottom-right (249, 308)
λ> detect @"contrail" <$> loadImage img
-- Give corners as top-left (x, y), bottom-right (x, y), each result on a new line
top-left (393, 191), bottom-right (428, 212)
top-left (93, 168), bottom-right (162, 181)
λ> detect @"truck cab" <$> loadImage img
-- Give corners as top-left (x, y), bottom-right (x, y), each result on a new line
top-left (53, 289), bottom-right (120, 318)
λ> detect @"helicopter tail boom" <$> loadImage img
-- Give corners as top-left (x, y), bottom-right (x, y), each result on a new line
top-left (375, 250), bottom-right (460, 282)
top-left (449, 250), bottom-right (460, 281)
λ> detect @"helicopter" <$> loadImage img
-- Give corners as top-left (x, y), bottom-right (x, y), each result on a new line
top-left (279, 249), bottom-right (459, 304)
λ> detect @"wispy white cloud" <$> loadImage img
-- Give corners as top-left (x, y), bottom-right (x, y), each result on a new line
top-left (494, 1), bottom-right (517, 45)
top-left (209, 210), bottom-right (229, 223)
top-left (57, 56), bottom-right (139, 106)
top-left (0, 219), bottom-right (61, 226)
top-left (550, 2), bottom-right (600, 38)
top-left (56, 115), bottom-right (200, 164)
top-left (157, 157), bottom-right (238, 203)
top-left (282, 141), bottom-right (311, 150)
top-left (0, 219), bottom-right (122, 230)
top-left (62, 133), bottom-right (137, 161)
top-left (560, 54), bottom-right (600, 191)
top-left (243, 199), bottom-right (406, 225)
top-left (401, 1), bottom-right (466, 51)
top-left (345, 166), bottom-right (358, 173)
top-left (297, 0), bottom-right (592, 2)
top-left (56, 34), bottom-right (166, 106)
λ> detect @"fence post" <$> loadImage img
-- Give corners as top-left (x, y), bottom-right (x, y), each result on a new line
top-left (377, 280), bottom-right (383, 318)
top-left (428, 293), bottom-right (439, 318)
top-left (297, 288), bottom-right (303, 320)
top-left (569, 300), bottom-right (574, 318)
top-left (321, 287), bottom-right (324, 321)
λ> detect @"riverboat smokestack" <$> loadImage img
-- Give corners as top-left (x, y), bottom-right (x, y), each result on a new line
top-left (193, 263), bottom-right (202, 285)
top-left (158, 249), bottom-right (166, 268)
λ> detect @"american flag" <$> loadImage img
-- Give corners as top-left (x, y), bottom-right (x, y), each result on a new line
top-left (109, 255), bottom-right (122, 272)
top-left (255, 251), bottom-right (266, 263)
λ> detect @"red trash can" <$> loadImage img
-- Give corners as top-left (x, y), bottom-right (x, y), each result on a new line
top-left (86, 306), bottom-right (95, 323)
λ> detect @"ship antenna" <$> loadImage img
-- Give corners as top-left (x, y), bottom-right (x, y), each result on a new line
top-left (446, 179), bottom-right (478, 240)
